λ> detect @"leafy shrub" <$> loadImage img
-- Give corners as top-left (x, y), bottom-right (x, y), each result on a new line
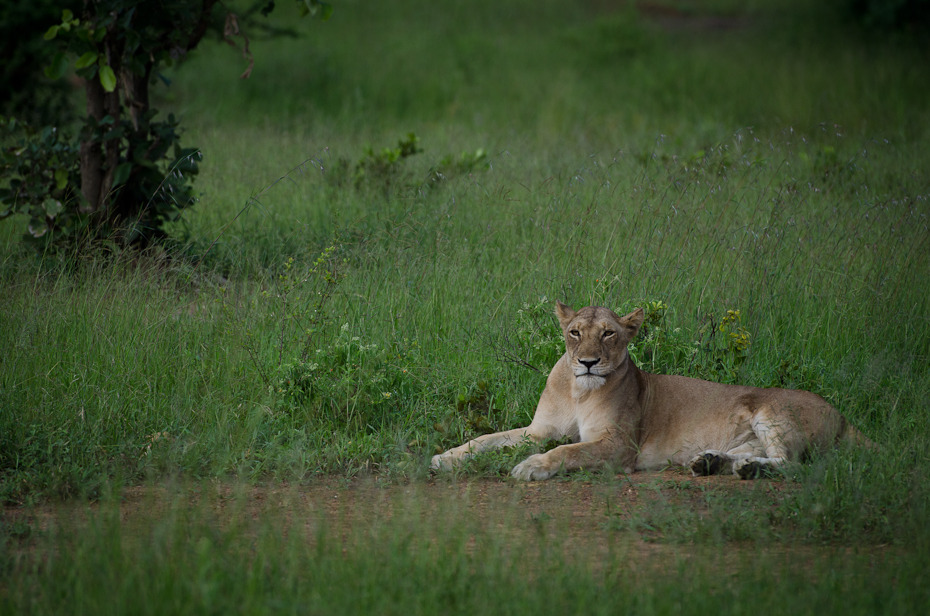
top-left (231, 241), bottom-right (423, 434)
top-left (1, 114), bottom-right (202, 247)
top-left (272, 323), bottom-right (420, 432)
top-left (0, 118), bottom-right (82, 243)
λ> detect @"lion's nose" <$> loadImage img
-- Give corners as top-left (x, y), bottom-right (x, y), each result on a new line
top-left (579, 358), bottom-right (600, 371)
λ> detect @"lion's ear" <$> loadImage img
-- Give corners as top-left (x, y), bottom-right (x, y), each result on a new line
top-left (555, 300), bottom-right (576, 329)
top-left (620, 308), bottom-right (645, 338)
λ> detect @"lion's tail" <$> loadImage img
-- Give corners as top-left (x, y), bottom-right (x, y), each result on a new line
top-left (841, 420), bottom-right (875, 449)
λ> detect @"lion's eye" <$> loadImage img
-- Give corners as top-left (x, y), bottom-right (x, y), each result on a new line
top-left (603, 330), bottom-right (615, 338)
top-left (569, 329), bottom-right (580, 338)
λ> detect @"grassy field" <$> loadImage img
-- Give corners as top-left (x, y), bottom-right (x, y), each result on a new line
top-left (2, 0), bottom-right (930, 612)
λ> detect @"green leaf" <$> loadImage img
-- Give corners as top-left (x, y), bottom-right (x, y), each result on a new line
top-left (44, 53), bottom-right (69, 80)
top-left (54, 169), bottom-right (69, 190)
top-left (75, 52), bottom-right (99, 69)
top-left (102, 125), bottom-right (124, 141)
top-left (99, 65), bottom-right (117, 92)
top-left (298, 0), bottom-right (333, 18)
top-left (42, 199), bottom-right (64, 218)
top-left (43, 25), bottom-right (59, 41)
top-left (62, 9), bottom-right (74, 22)
top-left (112, 162), bottom-right (132, 187)
top-left (28, 220), bottom-right (49, 238)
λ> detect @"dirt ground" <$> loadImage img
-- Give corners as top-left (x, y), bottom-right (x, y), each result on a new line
top-left (3, 468), bottom-right (792, 563)
top-left (5, 467), bottom-right (899, 596)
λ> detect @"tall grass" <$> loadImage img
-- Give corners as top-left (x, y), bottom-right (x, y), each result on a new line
top-left (2, 0), bottom-right (930, 606)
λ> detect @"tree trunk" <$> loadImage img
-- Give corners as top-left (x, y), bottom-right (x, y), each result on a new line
top-left (101, 54), bottom-right (120, 219)
top-left (79, 76), bottom-right (105, 213)
top-left (123, 64), bottom-right (151, 133)
top-left (78, 5), bottom-right (122, 219)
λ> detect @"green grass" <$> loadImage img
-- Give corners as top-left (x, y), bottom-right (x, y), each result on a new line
top-left (2, 0), bottom-right (930, 611)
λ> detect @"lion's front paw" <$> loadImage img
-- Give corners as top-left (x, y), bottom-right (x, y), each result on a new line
top-left (511, 454), bottom-right (557, 481)
top-left (430, 452), bottom-right (455, 471)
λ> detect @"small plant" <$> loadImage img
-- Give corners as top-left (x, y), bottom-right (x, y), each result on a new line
top-left (271, 243), bottom-right (346, 366)
top-left (272, 322), bottom-right (421, 433)
top-left (349, 132), bottom-right (423, 189)
top-left (479, 296), bottom-right (564, 376)
top-left (513, 296), bottom-right (566, 372)
top-left (798, 140), bottom-right (860, 192)
top-left (327, 135), bottom-right (489, 193)
top-left (454, 380), bottom-right (504, 435)
top-left (692, 308), bottom-right (752, 382)
top-left (629, 300), bottom-right (698, 375)
top-left (221, 240), bottom-right (345, 388)
top-left (425, 148), bottom-right (489, 185)
top-left (769, 357), bottom-right (829, 391)
top-left (630, 302), bottom-right (755, 383)
top-left (431, 378), bottom-right (497, 452)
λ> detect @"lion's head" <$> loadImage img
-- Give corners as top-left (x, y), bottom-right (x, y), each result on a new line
top-left (554, 301), bottom-right (644, 391)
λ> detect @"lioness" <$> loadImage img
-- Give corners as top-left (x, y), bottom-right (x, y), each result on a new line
top-left (431, 301), bottom-right (868, 480)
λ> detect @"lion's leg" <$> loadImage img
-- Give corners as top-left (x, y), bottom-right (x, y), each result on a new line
top-left (430, 427), bottom-right (552, 471)
top-left (510, 432), bottom-right (633, 481)
top-left (733, 408), bottom-right (798, 479)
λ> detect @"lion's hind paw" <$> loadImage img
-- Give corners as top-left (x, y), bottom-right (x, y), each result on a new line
top-left (689, 451), bottom-right (728, 476)
top-left (734, 458), bottom-right (778, 480)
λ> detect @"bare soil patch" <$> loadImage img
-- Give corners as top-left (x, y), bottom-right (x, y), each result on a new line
top-left (4, 468), bottom-right (789, 560)
top-left (3, 468), bottom-right (896, 592)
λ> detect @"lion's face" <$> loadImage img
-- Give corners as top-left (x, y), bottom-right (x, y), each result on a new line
top-left (555, 302), bottom-right (644, 391)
